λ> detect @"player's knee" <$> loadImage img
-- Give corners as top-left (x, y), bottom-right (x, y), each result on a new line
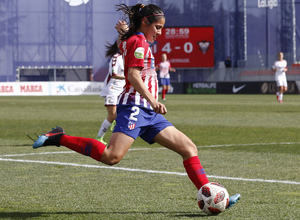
top-left (181, 143), bottom-right (198, 159)
top-left (101, 154), bottom-right (122, 166)
top-left (106, 155), bottom-right (122, 166)
top-left (189, 143), bottom-right (198, 155)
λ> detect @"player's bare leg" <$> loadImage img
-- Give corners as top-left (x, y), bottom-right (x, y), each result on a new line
top-left (153, 126), bottom-right (197, 160)
top-left (100, 132), bottom-right (134, 165)
top-left (106, 105), bottom-right (117, 123)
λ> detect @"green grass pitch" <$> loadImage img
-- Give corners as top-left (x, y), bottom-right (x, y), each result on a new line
top-left (0, 94), bottom-right (299, 219)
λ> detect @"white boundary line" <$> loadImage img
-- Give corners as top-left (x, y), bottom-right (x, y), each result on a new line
top-left (0, 142), bottom-right (299, 185)
top-left (0, 157), bottom-right (299, 185)
top-left (0, 151), bottom-right (75, 157)
top-left (200, 142), bottom-right (300, 148)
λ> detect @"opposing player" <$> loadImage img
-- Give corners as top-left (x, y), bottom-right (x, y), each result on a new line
top-left (96, 41), bottom-right (125, 145)
top-left (272, 52), bottom-right (288, 103)
top-left (30, 3), bottom-right (240, 209)
top-left (157, 53), bottom-right (175, 101)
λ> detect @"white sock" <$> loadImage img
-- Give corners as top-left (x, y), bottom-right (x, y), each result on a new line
top-left (97, 119), bottom-right (112, 137)
top-left (276, 92), bottom-right (279, 96)
top-left (279, 94), bottom-right (283, 101)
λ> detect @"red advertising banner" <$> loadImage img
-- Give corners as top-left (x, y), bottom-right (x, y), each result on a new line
top-left (153, 27), bottom-right (214, 68)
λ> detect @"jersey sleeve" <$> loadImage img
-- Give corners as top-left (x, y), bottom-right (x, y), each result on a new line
top-left (107, 57), bottom-right (114, 77)
top-left (125, 36), bottom-right (146, 69)
top-left (111, 55), bottom-right (119, 76)
top-left (115, 55), bottom-right (124, 77)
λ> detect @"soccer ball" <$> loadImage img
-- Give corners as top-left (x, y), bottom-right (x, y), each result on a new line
top-left (197, 182), bottom-right (229, 215)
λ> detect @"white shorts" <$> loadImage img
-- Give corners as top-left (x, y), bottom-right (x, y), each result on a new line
top-left (275, 75), bottom-right (287, 87)
top-left (104, 95), bottom-right (118, 106)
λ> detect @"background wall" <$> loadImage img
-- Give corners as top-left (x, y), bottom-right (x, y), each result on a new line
top-left (0, 0), bottom-right (299, 83)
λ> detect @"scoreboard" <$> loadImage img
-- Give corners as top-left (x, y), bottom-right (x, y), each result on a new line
top-left (153, 27), bottom-right (214, 68)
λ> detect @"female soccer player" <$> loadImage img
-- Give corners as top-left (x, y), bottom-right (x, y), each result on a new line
top-left (96, 41), bottom-right (125, 145)
top-left (157, 53), bottom-right (176, 101)
top-left (31, 3), bottom-right (239, 209)
top-left (272, 52), bottom-right (288, 103)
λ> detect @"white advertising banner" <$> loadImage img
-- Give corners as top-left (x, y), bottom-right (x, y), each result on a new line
top-left (0, 82), bottom-right (104, 96)
top-left (49, 82), bottom-right (103, 96)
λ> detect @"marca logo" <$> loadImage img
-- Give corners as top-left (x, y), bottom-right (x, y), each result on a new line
top-left (0, 85), bottom-right (14, 93)
top-left (198, 41), bottom-right (210, 55)
top-left (20, 85), bottom-right (43, 93)
top-left (258, 0), bottom-right (278, 9)
top-left (64, 0), bottom-right (89, 7)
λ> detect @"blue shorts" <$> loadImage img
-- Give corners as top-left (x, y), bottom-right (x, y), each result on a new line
top-left (114, 105), bottom-right (173, 144)
top-left (160, 78), bottom-right (170, 86)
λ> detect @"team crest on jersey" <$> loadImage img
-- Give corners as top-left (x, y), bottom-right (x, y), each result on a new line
top-left (128, 121), bottom-right (136, 130)
top-left (134, 47), bottom-right (145, 59)
top-left (198, 41), bottom-right (211, 55)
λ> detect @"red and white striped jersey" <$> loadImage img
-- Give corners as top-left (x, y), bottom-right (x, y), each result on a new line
top-left (118, 32), bottom-right (158, 109)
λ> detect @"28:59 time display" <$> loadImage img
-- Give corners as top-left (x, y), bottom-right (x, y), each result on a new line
top-left (165, 28), bottom-right (190, 36)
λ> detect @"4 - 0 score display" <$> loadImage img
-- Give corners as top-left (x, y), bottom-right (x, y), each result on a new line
top-left (153, 27), bottom-right (214, 68)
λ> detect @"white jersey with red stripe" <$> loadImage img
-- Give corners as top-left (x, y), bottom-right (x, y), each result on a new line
top-left (159, 61), bottom-right (171, 79)
top-left (118, 32), bottom-right (158, 110)
top-left (100, 53), bottom-right (125, 97)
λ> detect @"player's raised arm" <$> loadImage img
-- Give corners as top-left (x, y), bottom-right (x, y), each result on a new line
top-left (115, 20), bottom-right (128, 47)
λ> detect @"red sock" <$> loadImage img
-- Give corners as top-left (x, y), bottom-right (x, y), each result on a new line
top-left (60, 135), bottom-right (106, 161)
top-left (183, 156), bottom-right (209, 190)
top-left (162, 89), bottom-right (166, 99)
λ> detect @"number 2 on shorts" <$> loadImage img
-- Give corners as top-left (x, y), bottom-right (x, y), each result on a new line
top-left (129, 106), bottom-right (140, 121)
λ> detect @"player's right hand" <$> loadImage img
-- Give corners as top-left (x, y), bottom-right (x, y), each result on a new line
top-left (151, 101), bottom-right (167, 115)
top-left (115, 20), bottom-right (128, 35)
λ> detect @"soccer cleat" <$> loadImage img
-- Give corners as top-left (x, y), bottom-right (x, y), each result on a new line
top-left (95, 136), bottom-right (107, 145)
top-left (227, 194), bottom-right (241, 209)
top-left (109, 120), bottom-right (116, 131)
top-left (32, 126), bottom-right (65, 149)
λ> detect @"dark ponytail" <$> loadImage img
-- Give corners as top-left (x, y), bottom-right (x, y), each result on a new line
top-left (105, 41), bottom-right (119, 58)
top-left (116, 3), bottom-right (164, 40)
